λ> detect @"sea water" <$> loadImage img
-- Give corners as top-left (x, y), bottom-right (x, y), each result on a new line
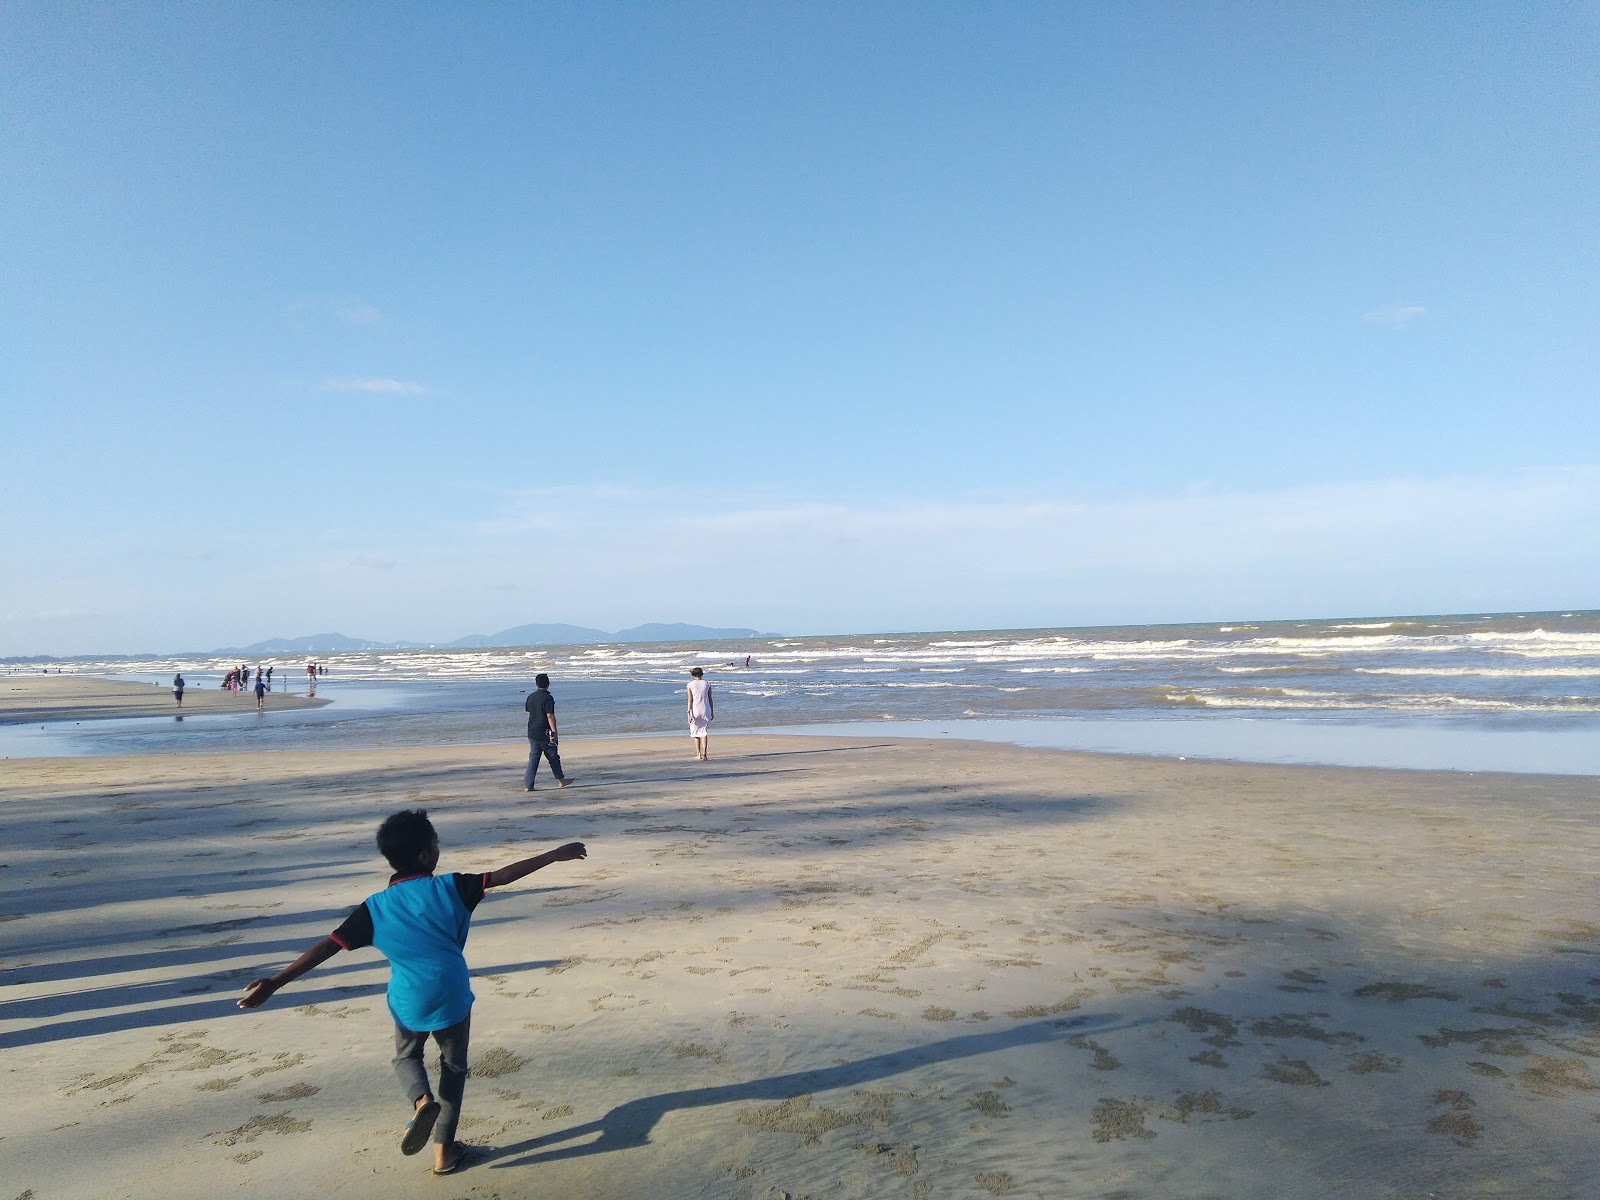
top-left (3, 611), bottom-right (1596, 773)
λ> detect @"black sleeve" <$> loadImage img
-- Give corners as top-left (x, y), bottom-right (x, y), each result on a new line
top-left (330, 901), bottom-right (373, 950)
top-left (453, 872), bottom-right (487, 911)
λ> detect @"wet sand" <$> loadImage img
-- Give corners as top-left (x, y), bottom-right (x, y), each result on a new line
top-left (0, 674), bottom-right (329, 724)
top-left (2, 734), bottom-right (1596, 1199)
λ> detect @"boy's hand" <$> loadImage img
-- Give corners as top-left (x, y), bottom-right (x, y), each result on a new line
top-left (237, 978), bottom-right (279, 1009)
top-left (487, 842), bottom-right (589, 887)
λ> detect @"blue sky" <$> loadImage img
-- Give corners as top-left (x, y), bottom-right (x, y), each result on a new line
top-left (3, 3), bottom-right (1596, 654)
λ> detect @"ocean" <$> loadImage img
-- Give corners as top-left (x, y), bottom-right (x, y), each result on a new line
top-left (4, 610), bottom-right (1597, 773)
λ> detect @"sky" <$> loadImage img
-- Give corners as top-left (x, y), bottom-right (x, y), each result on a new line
top-left (2, 2), bottom-right (1596, 654)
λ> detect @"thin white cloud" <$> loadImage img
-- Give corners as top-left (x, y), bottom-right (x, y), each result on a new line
top-left (287, 295), bottom-right (384, 325)
top-left (331, 297), bottom-right (383, 325)
top-left (471, 483), bottom-right (679, 535)
top-left (1363, 302), bottom-right (1427, 328)
top-left (349, 554), bottom-right (399, 570)
top-left (439, 468), bottom-right (1599, 630)
top-left (0, 607), bottom-right (103, 622)
top-left (324, 377), bottom-right (431, 396)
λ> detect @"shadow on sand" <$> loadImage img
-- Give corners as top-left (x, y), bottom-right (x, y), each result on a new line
top-left (485, 1013), bottom-right (1130, 1169)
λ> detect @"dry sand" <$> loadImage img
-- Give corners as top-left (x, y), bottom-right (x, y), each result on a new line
top-left (1, 674), bottom-right (328, 724)
top-left (3, 725), bottom-right (1597, 1198)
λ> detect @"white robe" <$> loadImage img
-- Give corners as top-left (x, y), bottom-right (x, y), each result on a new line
top-left (687, 678), bottom-right (713, 737)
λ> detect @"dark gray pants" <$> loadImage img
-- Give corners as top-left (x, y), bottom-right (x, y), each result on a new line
top-left (524, 738), bottom-right (564, 788)
top-left (392, 1013), bottom-right (470, 1147)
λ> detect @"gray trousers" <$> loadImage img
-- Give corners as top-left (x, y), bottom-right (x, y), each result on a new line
top-left (392, 1013), bottom-right (470, 1146)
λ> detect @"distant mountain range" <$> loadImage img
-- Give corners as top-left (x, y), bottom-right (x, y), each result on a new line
top-left (212, 622), bottom-right (769, 656)
top-left (446, 622), bottom-right (766, 648)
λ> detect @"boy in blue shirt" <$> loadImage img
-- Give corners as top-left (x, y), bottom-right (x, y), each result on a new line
top-left (238, 809), bottom-right (587, 1175)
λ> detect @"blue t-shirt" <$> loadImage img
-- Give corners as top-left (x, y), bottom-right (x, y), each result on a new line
top-left (332, 872), bottom-right (486, 1031)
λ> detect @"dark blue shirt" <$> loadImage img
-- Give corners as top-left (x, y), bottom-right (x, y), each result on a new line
top-left (525, 688), bottom-right (555, 741)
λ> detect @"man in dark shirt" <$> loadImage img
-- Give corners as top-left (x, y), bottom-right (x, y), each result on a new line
top-left (523, 672), bottom-right (573, 791)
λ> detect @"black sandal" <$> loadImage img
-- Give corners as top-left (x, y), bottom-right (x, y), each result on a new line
top-left (401, 1100), bottom-right (440, 1156)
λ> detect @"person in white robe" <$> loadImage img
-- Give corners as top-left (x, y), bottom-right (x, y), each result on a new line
top-left (686, 667), bottom-right (714, 761)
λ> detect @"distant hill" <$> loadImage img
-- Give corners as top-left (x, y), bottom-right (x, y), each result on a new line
top-left (198, 622), bottom-right (771, 657)
top-left (450, 623), bottom-right (609, 648)
top-left (611, 623), bottom-right (762, 643)
top-left (458, 622), bottom-right (764, 647)
top-left (223, 633), bottom-right (428, 655)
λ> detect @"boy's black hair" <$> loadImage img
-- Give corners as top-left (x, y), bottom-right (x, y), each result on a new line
top-left (376, 808), bottom-right (437, 873)
top-left (535, 673), bottom-right (550, 688)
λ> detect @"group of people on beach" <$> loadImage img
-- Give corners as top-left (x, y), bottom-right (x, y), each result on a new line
top-left (169, 664), bottom-right (288, 711)
top-left (183, 665), bottom-right (276, 709)
top-left (235, 663), bottom-right (723, 1174)
top-left (222, 664), bottom-right (271, 694)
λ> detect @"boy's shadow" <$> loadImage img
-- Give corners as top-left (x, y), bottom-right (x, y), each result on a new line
top-left (486, 1015), bottom-right (1125, 1169)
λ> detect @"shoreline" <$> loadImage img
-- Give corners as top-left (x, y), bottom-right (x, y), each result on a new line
top-left (4, 735), bottom-right (1597, 1198)
top-left (6, 722), bottom-right (1596, 784)
top-left (2, 674), bottom-right (1593, 776)
top-left (0, 673), bottom-right (330, 725)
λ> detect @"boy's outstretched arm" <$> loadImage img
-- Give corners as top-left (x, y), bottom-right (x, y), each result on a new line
top-left (486, 841), bottom-right (587, 889)
top-left (237, 936), bottom-right (342, 1009)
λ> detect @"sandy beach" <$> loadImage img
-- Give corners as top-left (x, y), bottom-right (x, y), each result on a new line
top-left (1, 674), bottom-right (329, 725)
top-left (3, 707), bottom-right (1597, 1197)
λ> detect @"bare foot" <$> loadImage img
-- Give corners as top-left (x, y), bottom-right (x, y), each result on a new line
top-left (558, 777), bottom-right (574, 787)
top-left (433, 1140), bottom-right (465, 1174)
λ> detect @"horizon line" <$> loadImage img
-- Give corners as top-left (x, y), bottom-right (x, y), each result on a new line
top-left (3, 606), bottom-right (1595, 663)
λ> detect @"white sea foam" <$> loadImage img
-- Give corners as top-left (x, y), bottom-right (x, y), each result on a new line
top-left (1169, 689), bottom-right (1600, 713)
top-left (1215, 665), bottom-right (1327, 674)
top-left (1356, 666), bottom-right (1600, 678)
top-left (10, 613), bottom-right (1594, 727)
top-left (1465, 629), bottom-right (1600, 656)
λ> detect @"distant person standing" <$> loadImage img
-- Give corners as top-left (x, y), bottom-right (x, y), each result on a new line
top-left (687, 667), bottom-right (714, 761)
top-left (173, 673), bottom-right (185, 707)
top-left (523, 673), bottom-right (572, 791)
